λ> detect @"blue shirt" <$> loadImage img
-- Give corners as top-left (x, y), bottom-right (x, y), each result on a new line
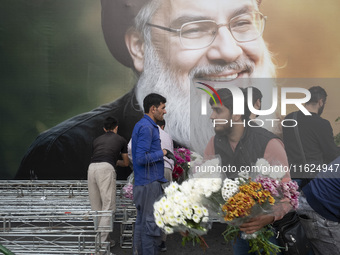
top-left (303, 156), bottom-right (340, 222)
top-left (132, 114), bottom-right (167, 186)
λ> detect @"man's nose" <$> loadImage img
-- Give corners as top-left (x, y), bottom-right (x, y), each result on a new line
top-left (206, 26), bottom-right (242, 63)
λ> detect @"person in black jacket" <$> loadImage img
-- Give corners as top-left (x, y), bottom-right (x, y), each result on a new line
top-left (16, 0), bottom-right (277, 180)
top-left (282, 86), bottom-right (340, 188)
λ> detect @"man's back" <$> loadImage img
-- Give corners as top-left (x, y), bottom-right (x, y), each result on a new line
top-left (283, 110), bottom-right (339, 167)
top-left (91, 132), bottom-right (127, 168)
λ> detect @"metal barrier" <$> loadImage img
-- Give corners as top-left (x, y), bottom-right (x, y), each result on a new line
top-left (0, 180), bottom-right (136, 254)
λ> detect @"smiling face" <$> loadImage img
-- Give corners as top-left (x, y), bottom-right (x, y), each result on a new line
top-left (149, 0), bottom-right (273, 84)
top-left (130, 0), bottom-right (275, 151)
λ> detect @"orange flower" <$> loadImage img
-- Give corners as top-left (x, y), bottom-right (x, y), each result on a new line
top-left (222, 192), bottom-right (256, 221)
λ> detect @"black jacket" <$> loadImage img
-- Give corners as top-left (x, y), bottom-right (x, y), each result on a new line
top-left (282, 110), bottom-right (339, 179)
top-left (15, 89), bottom-right (143, 180)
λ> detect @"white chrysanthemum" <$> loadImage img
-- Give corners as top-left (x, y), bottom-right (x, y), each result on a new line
top-left (162, 214), bottom-right (169, 223)
top-left (185, 211), bottom-right (192, 220)
top-left (173, 191), bottom-right (184, 203)
top-left (173, 206), bottom-right (182, 217)
top-left (155, 217), bottom-right (164, 228)
top-left (168, 215), bottom-right (178, 227)
top-left (180, 196), bottom-right (190, 207)
top-left (182, 205), bottom-right (192, 214)
top-left (163, 201), bottom-right (172, 212)
top-left (234, 178), bottom-right (243, 184)
top-left (192, 214), bottom-right (201, 223)
top-left (194, 207), bottom-right (203, 217)
top-left (164, 182), bottom-right (179, 195)
top-left (154, 201), bottom-right (164, 215)
top-left (256, 158), bottom-right (271, 175)
top-left (269, 165), bottom-right (286, 180)
top-left (175, 216), bottom-right (184, 224)
top-left (160, 196), bottom-right (167, 204)
top-left (202, 216), bottom-right (209, 223)
top-left (154, 211), bottom-right (160, 219)
top-left (188, 193), bottom-right (201, 204)
top-left (192, 204), bottom-right (200, 211)
top-left (202, 207), bottom-right (209, 217)
top-left (222, 178), bottom-right (239, 201)
top-left (180, 180), bottom-right (194, 196)
top-left (211, 178), bottom-right (222, 192)
top-left (164, 226), bottom-right (174, 234)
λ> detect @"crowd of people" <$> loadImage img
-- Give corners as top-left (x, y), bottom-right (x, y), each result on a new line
top-left (14, 0), bottom-right (339, 255)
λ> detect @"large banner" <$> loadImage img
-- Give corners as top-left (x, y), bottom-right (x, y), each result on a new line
top-left (1, 0), bottom-right (339, 179)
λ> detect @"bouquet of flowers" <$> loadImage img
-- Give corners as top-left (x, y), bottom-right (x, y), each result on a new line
top-left (220, 159), bottom-right (299, 255)
top-left (172, 148), bottom-right (203, 183)
top-left (154, 157), bottom-right (222, 248)
top-left (121, 172), bottom-right (134, 200)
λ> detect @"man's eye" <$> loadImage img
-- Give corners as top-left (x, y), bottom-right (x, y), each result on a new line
top-left (232, 19), bottom-right (252, 28)
top-left (181, 24), bottom-right (214, 38)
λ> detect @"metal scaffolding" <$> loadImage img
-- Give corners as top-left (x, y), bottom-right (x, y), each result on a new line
top-left (0, 180), bottom-right (136, 254)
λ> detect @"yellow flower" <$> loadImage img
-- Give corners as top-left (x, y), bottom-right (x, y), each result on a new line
top-left (222, 192), bottom-right (255, 221)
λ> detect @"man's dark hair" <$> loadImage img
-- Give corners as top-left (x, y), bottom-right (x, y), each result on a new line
top-left (143, 93), bottom-right (166, 113)
top-left (209, 88), bottom-right (250, 120)
top-left (209, 88), bottom-right (233, 111)
top-left (241, 87), bottom-right (262, 119)
top-left (307, 86), bottom-right (327, 104)
top-left (249, 86), bottom-right (263, 105)
top-left (104, 117), bottom-right (118, 130)
top-left (156, 119), bottom-right (166, 127)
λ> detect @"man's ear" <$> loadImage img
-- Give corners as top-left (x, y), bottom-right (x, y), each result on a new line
top-left (318, 99), bottom-right (325, 107)
top-left (255, 99), bottom-right (261, 110)
top-left (125, 28), bottom-right (145, 72)
top-left (232, 114), bottom-right (243, 122)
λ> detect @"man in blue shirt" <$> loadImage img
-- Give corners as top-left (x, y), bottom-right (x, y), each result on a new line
top-left (131, 93), bottom-right (169, 255)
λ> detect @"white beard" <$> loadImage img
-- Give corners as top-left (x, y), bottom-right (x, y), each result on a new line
top-left (135, 40), bottom-right (275, 155)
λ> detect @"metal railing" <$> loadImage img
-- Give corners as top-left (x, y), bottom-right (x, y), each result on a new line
top-left (0, 180), bottom-right (136, 254)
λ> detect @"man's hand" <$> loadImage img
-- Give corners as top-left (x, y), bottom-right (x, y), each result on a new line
top-left (163, 149), bottom-right (177, 164)
top-left (239, 214), bottom-right (275, 234)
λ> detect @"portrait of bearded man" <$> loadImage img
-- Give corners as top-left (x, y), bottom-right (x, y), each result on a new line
top-left (15, 0), bottom-right (277, 180)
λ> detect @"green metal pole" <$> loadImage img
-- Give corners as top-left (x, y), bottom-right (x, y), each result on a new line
top-left (0, 244), bottom-right (15, 255)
